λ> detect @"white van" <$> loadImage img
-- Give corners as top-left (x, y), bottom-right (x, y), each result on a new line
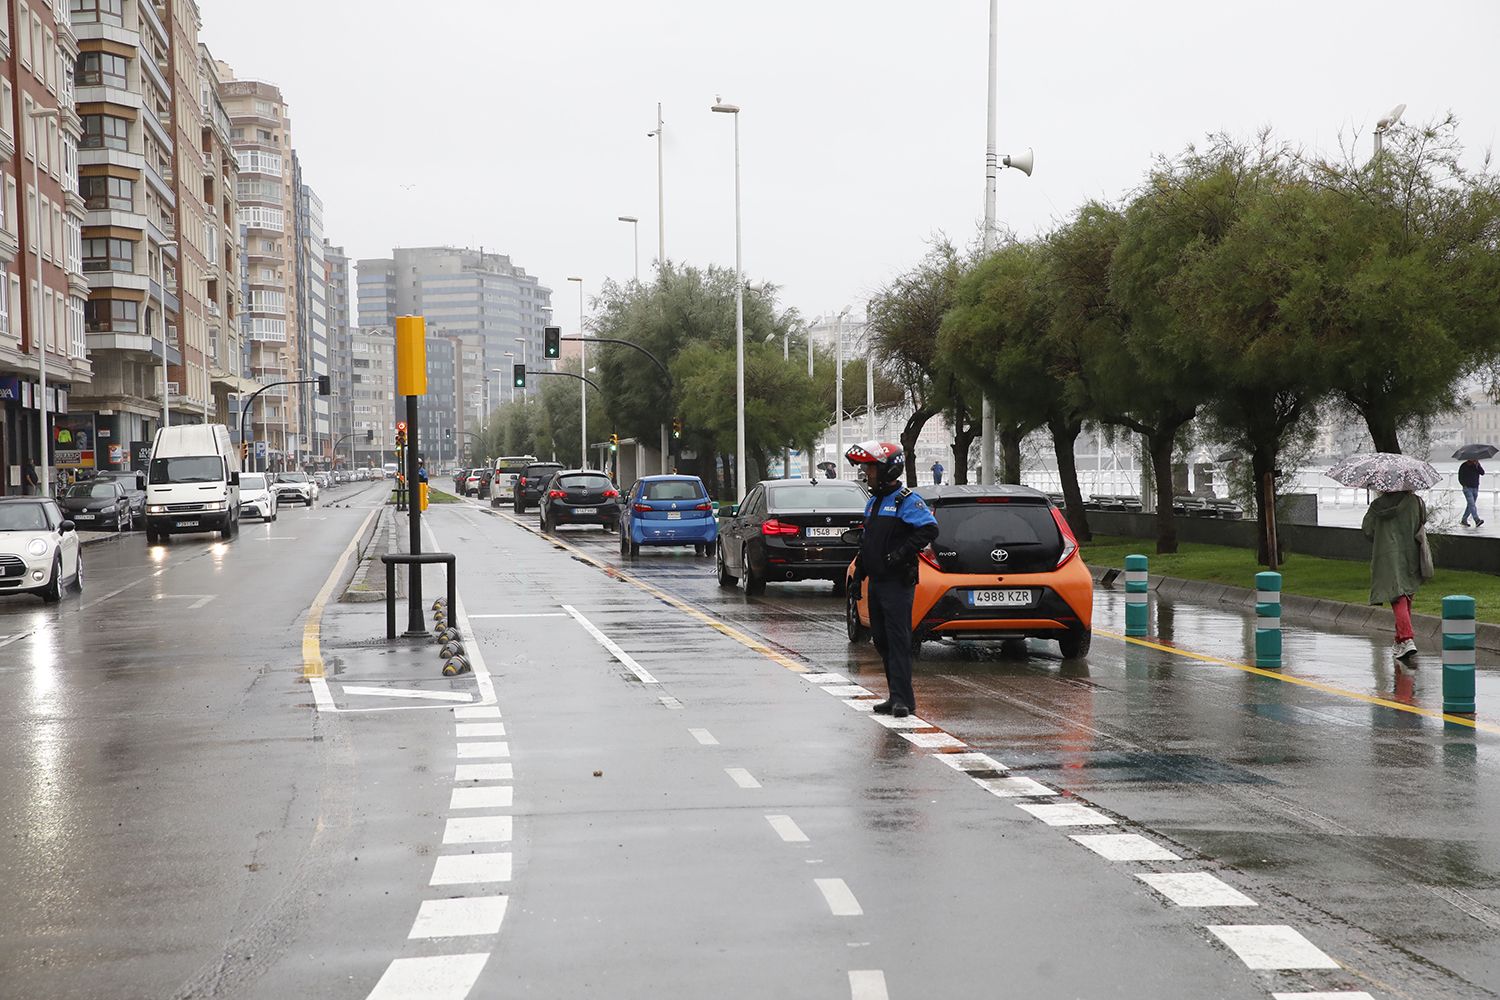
top-left (144, 424), bottom-right (241, 543)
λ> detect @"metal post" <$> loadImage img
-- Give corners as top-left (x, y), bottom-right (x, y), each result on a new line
top-left (1255, 571), bottom-right (1282, 668)
top-left (979, 0), bottom-right (999, 485)
top-left (404, 395), bottom-right (423, 636)
top-left (865, 329), bottom-right (875, 439)
top-left (28, 128), bottom-right (49, 495)
top-left (1125, 554), bottom-right (1149, 638)
top-left (731, 112), bottom-right (745, 501)
top-left (159, 246), bottom-right (171, 428)
top-left (654, 103), bottom-right (665, 269)
top-left (1442, 595), bottom-right (1476, 715)
top-left (835, 311), bottom-right (844, 461)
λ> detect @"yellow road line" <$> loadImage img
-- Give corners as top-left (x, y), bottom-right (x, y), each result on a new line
top-left (303, 506), bottom-right (381, 679)
top-left (1099, 628), bottom-right (1496, 735)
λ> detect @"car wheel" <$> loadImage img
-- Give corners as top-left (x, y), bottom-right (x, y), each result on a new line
top-left (741, 545), bottom-right (766, 596)
top-left (541, 513), bottom-right (554, 534)
top-left (629, 539), bottom-right (640, 556)
top-left (41, 556), bottom-right (63, 603)
top-left (619, 532), bottom-right (631, 557)
top-left (146, 527), bottom-right (163, 545)
top-left (693, 543), bottom-right (706, 557)
top-left (72, 553), bottom-right (84, 593)
top-left (831, 576), bottom-right (847, 596)
top-left (1058, 629), bottom-right (1092, 659)
top-left (716, 542), bottom-right (736, 587)
top-left (846, 589), bottom-right (869, 642)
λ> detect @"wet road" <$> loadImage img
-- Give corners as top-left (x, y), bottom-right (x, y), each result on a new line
top-left (2, 484), bottom-right (1496, 999)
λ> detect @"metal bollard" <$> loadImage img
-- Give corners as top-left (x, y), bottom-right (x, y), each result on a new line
top-left (1255, 571), bottom-right (1282, 668)
top-left (1125, 554), bottom-right (1149, 638)
top-left (1441, 595), bottom-right (1476, 715)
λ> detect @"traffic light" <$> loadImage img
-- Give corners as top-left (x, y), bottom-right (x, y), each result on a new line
top-left (445, 427), bottom-right (452, 439)
top-left (240, 441), bottom-right (249, 461)
top-left (543, 326), bottom-right (561, 360)
top-left (609, 432), bottom-right (619, 452)
top-left (395, 421), bottom-right (408, 449)
top-left (316, 374), bottom-right (331, 395)
top-left (671, 416), bottom-right (682, 439)
top-left (513, 364), bottom-right (526, 388)
top-left (366, 429), bottom-right (374, 443)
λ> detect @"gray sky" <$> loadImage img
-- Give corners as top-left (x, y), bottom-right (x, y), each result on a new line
top-left (201, 0), bottom-right (1500, 334)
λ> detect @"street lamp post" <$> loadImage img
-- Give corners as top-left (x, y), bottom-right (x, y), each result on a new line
top-left (27, 107), bottom-right (59, 495)
top-left (711, 97), bottom-right (745, 500)
top-left (496, 363), bottom-right (512, 404)
top-left (1373, 102), bottom-right (1406, 157)
top-left (647, 104), bottom-right (665, 270)
top-left (833, 307), bottom-right (850, 465)
top-left (617, 216), bottom-right (639, 283)
top-left (157, 240), bottom-right (178, 428)
top-left (567, 276), bottom-right (585, 467)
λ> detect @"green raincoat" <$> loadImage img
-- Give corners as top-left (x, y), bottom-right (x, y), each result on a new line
top-left (1361, 492), bottom-right (1425, 606)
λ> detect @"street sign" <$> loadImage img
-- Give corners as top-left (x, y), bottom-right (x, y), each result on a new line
top-left (255, 441), bottom-right (268, 458)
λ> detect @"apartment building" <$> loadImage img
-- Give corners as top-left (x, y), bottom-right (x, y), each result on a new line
top-left (349, 323), bottom-right (393, 468)
top-left (196, 45), bottom-right (245, 426)
top-left (292, 155), bottom-right (327, 462)
top-left (324, 240), bottom-right (351, 460)
top-left (354, 256), bottom-right (394, 328)
top-left (0, 0), bottom-right (91, 493)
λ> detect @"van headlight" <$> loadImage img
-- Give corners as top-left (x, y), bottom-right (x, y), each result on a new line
top-left (27, 538), bottom-right (48, 556)
top-left (203, 501), bottom-right (227, 511)
top-left (147, 505), bottom-right (167, 514)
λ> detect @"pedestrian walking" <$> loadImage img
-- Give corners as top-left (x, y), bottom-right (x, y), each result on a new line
top-left (1362, 490), bottom-right (1428, 660)
top-left (930, 460), bottom-right (944, 486)
top-left (21, 460), bottom-right (39, 496)
top-left (847, 441), bottom-right (939, 717)
top-left (1459, 458), bottom-right (1485, 527)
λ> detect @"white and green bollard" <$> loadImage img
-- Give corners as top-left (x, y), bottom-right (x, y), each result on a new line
top-left (1125, 554), bottom-right (1149, 638)
top-left (1255, 571), bottom-right (1282, 668)
top-left (1442, 595), bottom-right (1476, 716)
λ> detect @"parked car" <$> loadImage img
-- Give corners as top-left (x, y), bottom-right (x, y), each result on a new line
top-left (238, 472), bottom-right (278, 521)
top-left (513, 461), bottom-right (564, 513)
top-left (273, 471), bottom-right (316, 506)
top-left (0, 497), bottom-right (83, 602)
top-left (144, 424), bottom-right (241, 543)
top-left (490, 455), bottom-right (538, 507)
top-left (464, 468), bottom-right (495, 499)
top-left (94, 470), bottom-right (146, 521)
top-left (538, 470), bottom-right (621, 532)
top-left (716, 478), bottom-right (869, 595)
top-left (453, 468), bottom-right (471, 492)
top-left (845, 484), bottom-right (1093, 659)
top-left (59, 480), bottom-right (133, 531)
top-left (619, 475), bottom-right (717, 557)
top-left (314, 472), bottom-right (332, 490)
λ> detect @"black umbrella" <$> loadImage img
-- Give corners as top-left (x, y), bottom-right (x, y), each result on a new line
top-left (1452, 444), bottom-right (1498, 460)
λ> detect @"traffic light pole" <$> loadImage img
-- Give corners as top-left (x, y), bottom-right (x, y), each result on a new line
top-left (238, 376), bottom-right (327, 472)
top-left (403, 394), bottom-right (424, 636)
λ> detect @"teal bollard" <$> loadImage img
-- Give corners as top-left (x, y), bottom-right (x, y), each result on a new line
top-left (1254, 571), bottom-right (1282, 668)
top-left (1125, 554), bottom-right (1149, 638)
top-left (1441, 595), bottom-right (1476, 715)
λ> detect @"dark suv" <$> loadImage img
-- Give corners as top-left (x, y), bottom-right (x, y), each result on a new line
top-left (513, 462), bottom-right (564, 513)
top-left (538, 470), bottom-right (621, 532)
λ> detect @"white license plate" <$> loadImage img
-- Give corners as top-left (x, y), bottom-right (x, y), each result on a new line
top-left (572, 507), bottom-right (597, 515)
top-left (666, 511), bottom-right (682, 520)
top-left (176, 519), bottom-right (200, 528)
top-left (75, 513), bottom-right (95, 519)
top-left (969, 588), bottom-right (1031, 608)
top-left (805, 526), bottom-right (843, 538)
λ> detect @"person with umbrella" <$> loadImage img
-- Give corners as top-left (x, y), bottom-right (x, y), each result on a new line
top-left (1453, 444), bottom-right (1494, 527)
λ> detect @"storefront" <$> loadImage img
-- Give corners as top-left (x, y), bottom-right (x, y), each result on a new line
top-left (0, 375), bottom-right (70, 495)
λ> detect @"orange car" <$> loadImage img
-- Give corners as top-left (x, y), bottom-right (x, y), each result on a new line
top-left (845, 484), bottom-right (1093, 658)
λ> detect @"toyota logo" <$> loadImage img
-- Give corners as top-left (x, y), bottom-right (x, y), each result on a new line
top-left (990, 548), bottom-right (1009, 563)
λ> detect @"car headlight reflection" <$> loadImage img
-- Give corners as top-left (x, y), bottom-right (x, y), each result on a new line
top-left (27, 538), bottom-right (48, 556)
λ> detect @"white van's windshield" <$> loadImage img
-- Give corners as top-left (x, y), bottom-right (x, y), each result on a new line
top-left (149, 456), bottom-right (224, 484)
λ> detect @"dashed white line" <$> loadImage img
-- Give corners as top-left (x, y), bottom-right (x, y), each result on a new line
top-left (408, 896), bottom-right (509, 938)
top-left (815, 878), bottom-right (864, 916)
top-left (766, 814), bottom-right (809, 843)
top-left (562, 604), bottom-right (658, 683)
top-left (456, 741), bottom-right (510, 759)
top-left (933, 752), bottom-right (1007, 773)
top-left (689, 727), bottom-right (719, 745)
top-left (848, 970), bottom-right (889, 1000)
top-left (1138, 872), bottom-right (1257, 908)
top-left (1015, 802), bottom-right (1116, 827)
top-left (1206, 925), bottom-right (1340, 969)
top-left (725, 767), bottom-right (761, 789)
top-left (900, 731), bottom-right (966, 749)
top-left (430, 852), bottom-right (513, 886)
top-left (843, 699), bottom-right (876, 712)
top-left (659, 695), bottom-right (684, 709)
top-left (443, 816), bottom-right (514, 845)
top-left (364, 952), bottom-right (490, 999)
top-left (802, 672), bottom-right (851, 685)
top-left (823, 685), bottom-right (875, 698)
top-left (341, 685), bottom-right (475, 702)
top-left (454, 705), bottom-right (503, 720)
top-left (1069, 833), bottom-right (1181, 862)
top-left (450, 785), bottom-right (514, 810)
top-left (455, 763), bottom-right (513, 782)
top-left (972, 775), bottom-right (1055, 798)
top-left (1271, 993), bottom-right (1375, 1000)
top-left (455, 722), bottom-right (506, 738)
top-left (869, 713), bottom-right (930, 730)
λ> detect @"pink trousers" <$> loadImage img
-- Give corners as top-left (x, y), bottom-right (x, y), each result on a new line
top-left (1392, 595), bottom-right (1414, 643)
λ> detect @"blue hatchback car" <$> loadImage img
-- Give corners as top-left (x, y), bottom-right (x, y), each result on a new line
top-left (620, 475), bottom-right (717, 557)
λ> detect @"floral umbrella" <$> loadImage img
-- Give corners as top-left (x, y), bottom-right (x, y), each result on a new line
top-left (1326, 452), bottom-right (1440, 492)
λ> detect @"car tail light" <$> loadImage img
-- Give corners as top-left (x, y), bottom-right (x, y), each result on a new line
top-left (761, 518), bottom-right (800, 536)
top-left (694, 501), bottom-right (712, 511)
top-left (603, 489), bottom-right (619, 498)
top-left (548, 489), bottom-right (566, 499)
top-left (977, 496), bottom-right (1012, 504)
top-left (1050, 506), bottom-right (1079, 568)
top-left (633, 503), bottom-right (652, 513)
top-left (518, 477), bottom-right (527, 487)
top-left (919, 547), bottom-right (942, 570)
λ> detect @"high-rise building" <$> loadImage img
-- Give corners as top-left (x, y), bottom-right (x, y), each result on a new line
top-left (416, 333), bottom-right (454, 465)
top-left (324, 240), bottom-right (351, 462)
top-left (350, 323), bottom-right (393, 468)
top-left (355, 256), bottom-right (394, 328)
top-left (0, 0), bottom-right (92, 492)
top-left (216, 65), bottom-right (299, 469)
top-left (197, 45), bottom-right (247, 428)
top-left (292, 155), bottom-right (328, 462)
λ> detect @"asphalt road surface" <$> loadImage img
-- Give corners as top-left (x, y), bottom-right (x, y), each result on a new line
top-left (2, 484), bottom-right (1495, 1000)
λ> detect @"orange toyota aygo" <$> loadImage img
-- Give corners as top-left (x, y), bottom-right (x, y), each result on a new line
top-left (845, 484), bottom-right (1093, 658)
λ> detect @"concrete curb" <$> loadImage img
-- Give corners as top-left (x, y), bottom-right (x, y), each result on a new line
top-left (1090, 565), bottom-right (1500, 660)
top-left (341, 506), bottom-right (393, 603)
top-left (79, 531), bottom-right (128, 548)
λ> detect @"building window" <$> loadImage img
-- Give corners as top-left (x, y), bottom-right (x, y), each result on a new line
top-left (76, 51), bottom-right (127, 88)
top-left (70, 297), bottom-right (86, 358)
top-left (69, 0), bottom-right (124, 26)
top-left (80, 174), bottom-right (133, 211)
top-left (0, 272), bottom-right (8, 336)
top-left (85, 297), bottom-right (138, 333)
top-left (83, 237), bottom-right (134, 272)
top-left (80, 114), bottom-right (129, 151)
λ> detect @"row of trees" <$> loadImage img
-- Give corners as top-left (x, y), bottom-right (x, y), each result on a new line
top-left (867, 118), bottom-right (1500, 559)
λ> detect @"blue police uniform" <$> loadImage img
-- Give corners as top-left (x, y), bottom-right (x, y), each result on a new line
top-left (854, 483), bottom-right (939, 711)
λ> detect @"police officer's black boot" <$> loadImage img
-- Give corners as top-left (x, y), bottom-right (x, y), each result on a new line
top-left (871, 699), bottom-right (895, 715)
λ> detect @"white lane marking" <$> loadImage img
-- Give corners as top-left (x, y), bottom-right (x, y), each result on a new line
top-left (1272, 993), bottom-right (1376, 1000)
top-left (456, 741), bottom-right (510, 759)
top-left (456, 763), bottom-right (513, 782)
top-left (341, 685), bottom-right (475, 702)
top-left (1016, 802), bottom-right (1116, 826)
top-left (444, 815), bottom-right (514, 845)
top-left (766, 815), bottom-right (809, 843)
top-left (843, 699), bottom-right (876, 712)
top-left (802, 673), bottom-right (851, 685)
top-left (562, 604), bottom-right (658, 683)
top-left (848, 970), bottom-right (889, 1000)
top-left (1070, 833), bottom-right (1181, 862)
top-left (468, 612), bottom-right (568, 618)
top-left (421, 519), bottom-right (497, 706)
top-left (408, 896), bottom-right (509, 938)
top-left (454, 706), bottom-right (503, 720)
top-left (188, 595), bottom-right (216, 610)
top-left (815, 878), bottom-right (864, 916)
top-left (1206, 925), bottom-right (1341, 970)
top-left (725, 767), bottom-right (761, 789)
top-left (823, 684), bottom-right (875, 698)
top-left (430, 852), bottom-right (513, 886)
top-left (455, 722), bottom-right (506, 738)
top-left (1138, 872), bottom-right (1257, 907)
top-left (689, 728), bottom-right (719, 745)
top-left (364, 952), bottom-right (490, 1000)
top-left (450, 786), bottom-right (514, 810)
top-left (869, 713), bottom-right (930, 730)
top-left (973, 775), bottom-right (1055, 798)
top-left (900, 731), bottom-right (966, 749)
top-left (306, 505), bottom-right (382, 712)
top-left (659, 696), bottom-right (684, 709)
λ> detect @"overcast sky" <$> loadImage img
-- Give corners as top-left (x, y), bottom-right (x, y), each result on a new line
top-left (200, 0), bottom-right (1500, 333)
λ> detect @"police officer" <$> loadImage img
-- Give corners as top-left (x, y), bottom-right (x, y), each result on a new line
top-left (847, 441), bottom-right (939, 717)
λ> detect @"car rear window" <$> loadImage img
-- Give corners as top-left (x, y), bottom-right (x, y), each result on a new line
top-left (931, 502), bottom-right (1062, 574)
top-left (767, 484), bottom-right (867, 510)
top-left (559, 474), bottom-right (614, 491)
top-left (643, 480), bottom-right (704, 501)
top-left (525, 465), bottom-right (562, 480)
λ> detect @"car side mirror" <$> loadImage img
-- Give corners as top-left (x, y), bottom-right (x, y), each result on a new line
top-left (60, 520), bottom-right (76, 533)
top-left (230, 472), bottom-right (240, 487)
top-left (841, 527), bottom-right (863, 545)
top-left (727, 504), bottom-right (739, 517)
